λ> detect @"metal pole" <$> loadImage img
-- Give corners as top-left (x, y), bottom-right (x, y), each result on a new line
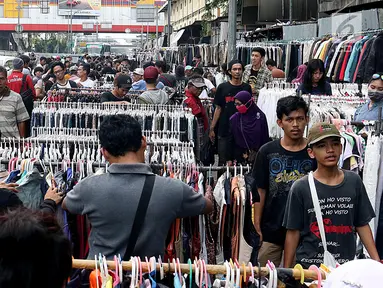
top-left (167, 0), bottom-right (171, 47)
top-left (70, 1), bottom-right (73, 53)
top-left (156, 5), bottom-right (159, 48)
top-left (146, 22), bottom-right (149, 44)
top-left (289, 0), bottom-right (293, 22)
top-left (227, 0), bottom-right (237, 61)
top-left (141, 24), bottom-right (143, 48)
top-left (96, 22), bottom-right (99, 41)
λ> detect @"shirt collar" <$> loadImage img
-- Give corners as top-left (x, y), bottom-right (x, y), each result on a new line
top-left (107, 163), bottom-right (153, 175)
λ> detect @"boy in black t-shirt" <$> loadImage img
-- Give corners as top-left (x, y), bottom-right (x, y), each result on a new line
top-left (283, 123), bottom-right (380, 268)
top-left (253, 96), bottom-right (316, 267)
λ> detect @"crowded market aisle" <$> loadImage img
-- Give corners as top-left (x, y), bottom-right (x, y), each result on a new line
top-left (1, 50), bottom-right (383, 288)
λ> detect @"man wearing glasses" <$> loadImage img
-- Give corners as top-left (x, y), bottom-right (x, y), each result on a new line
top-left (50, 62), bottom-right (77, 90)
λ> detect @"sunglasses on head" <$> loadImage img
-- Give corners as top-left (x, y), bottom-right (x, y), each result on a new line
top-left (372, 73), bottom-right (383, 81)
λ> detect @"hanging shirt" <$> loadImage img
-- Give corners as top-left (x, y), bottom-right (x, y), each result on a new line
top-left (354, 101), bottom-right (383, 122)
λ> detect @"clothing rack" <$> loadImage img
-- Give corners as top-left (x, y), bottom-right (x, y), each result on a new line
top-left (33, 101), bottom-right (192, 113)
top-left (71, 259), bottom-right (325, 281)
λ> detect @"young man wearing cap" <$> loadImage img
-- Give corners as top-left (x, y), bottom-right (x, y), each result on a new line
top-left (185, 66), bottom-right (193, 78)
top-left (283, 122), bottom-right (380, 268)
top-left (130, 68), bottom-right (146, 91)
top-left (101, 74), bottom-right (132, 104)
top-left (137, 66), bottom-right (169, 105)
top-left (7, 57), bottom-right (36, 100)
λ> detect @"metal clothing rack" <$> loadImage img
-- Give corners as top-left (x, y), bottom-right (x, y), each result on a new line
top-left (71, 259), bottom-right (325, 281)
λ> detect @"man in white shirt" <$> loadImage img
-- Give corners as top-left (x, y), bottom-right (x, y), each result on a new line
top-left (215, 63), bottom-right (229, 87)
top-left (76, 63), bottom-right (94, 88)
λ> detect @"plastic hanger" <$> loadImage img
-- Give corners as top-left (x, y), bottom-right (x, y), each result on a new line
top-left (224, 261), bottom-right (230, 288)
top-left (309, 265), bottom-right (322, 288)
top-left (294, 264), bottom-right (304, 284)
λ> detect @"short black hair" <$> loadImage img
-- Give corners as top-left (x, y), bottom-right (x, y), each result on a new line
top-left (80, 63), bottom-right (91, 75)
top-left (0, 66), bottom-right (7, 78)
top-left (0, 208), bottom-right (72, 288)
top-left (34, 66), bottom-right (44, 75)
top-left (145, 78), bottom-right (157, 84)
top-left (220, 63), bottom-right (227, 72)
top-left (99, 115), bottom-right (142, 157)
top-left (276, 96), bottom-right (308, 120)
top-left (20, 55), bottom-right (30, 65)
top-left (143, 62), bottom-right (155, 69)
top-left (227, 59), bottom-right (244, 79)
top-left (194, 55), bottom-right (202, 60)
top-left (155, 60), bottom-right (166, 72)
top-left (251, 47), bottom-right (266, 58)
top-left (50, 61), bottom-right (65, 74)
top-left (40, 56), bottom-right (47, 62)
top-left (266, 59), bottom-right (276, 67)
top-left (193, 67), bottom-right (204, 76)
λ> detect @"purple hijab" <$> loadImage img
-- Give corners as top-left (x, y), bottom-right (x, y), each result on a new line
top-left (230, 91), bottom-right (269, 151)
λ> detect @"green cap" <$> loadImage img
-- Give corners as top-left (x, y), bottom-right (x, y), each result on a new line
top-left (308, 123), bottom-right (341, 146)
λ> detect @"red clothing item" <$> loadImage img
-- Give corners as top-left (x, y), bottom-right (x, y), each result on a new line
top-left (7, 71), bottom-right (36, 100)
top-left (184, 91), bottom-right (209, 131)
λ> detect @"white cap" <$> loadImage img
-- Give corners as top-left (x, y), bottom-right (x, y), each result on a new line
top-left (133, 68), bottom-right (144, 76)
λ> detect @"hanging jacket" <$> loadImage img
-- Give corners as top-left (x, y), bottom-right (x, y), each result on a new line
top-left (363, 32), bottom-right (383, 83)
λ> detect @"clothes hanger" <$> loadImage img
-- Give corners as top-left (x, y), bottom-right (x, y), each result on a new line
top-left (308, 265), bottom-right (322, 288)
top-left (294, 264), bottom-right (304, 284)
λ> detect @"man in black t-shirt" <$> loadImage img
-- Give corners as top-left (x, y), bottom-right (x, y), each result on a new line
top-left (100, 74), bottom-right (132, 104)
top-left (253, 96), bottom-right (316, 267)
top-left (209, 60), bottom-right (252, 165)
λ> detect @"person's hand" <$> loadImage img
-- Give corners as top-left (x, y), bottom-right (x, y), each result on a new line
top-left (44, 186), bottom-right (64, 205)
top-left (251, 86), bottom-right (256, 94)
top-left (226, 161), bottom-right (233, 166)
top-left (209, 129), bottom-right (215, 143)
top-left (77, 82), bottom-right (83, 88)
top-left (0, 182), bottom-right (19, 193)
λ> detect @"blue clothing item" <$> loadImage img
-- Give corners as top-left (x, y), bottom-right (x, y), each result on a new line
top-left (297, 82), bottom-right (332, 96)
top-left (16, 169), bottom-right (43, 210)
top-left (344, 37), bottom-right (369, 82)
top-left (5, 170), bottom-right (20, 183)
top-left (354, 101), bottom-right (383, 122)
top-left (131, 79), bottom-right (165, 91)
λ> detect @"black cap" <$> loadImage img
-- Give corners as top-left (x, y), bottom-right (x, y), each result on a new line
top-left (116, 74), bottom-right (132, 88)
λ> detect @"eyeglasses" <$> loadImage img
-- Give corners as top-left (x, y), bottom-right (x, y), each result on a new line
top-left (372, 74), bottom-right (383, 81)
top-left (53, 69), bottom-right (64, 75)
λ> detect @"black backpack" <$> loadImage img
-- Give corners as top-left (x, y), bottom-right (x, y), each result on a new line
top-left (20, 74), bottom-right (34, 117)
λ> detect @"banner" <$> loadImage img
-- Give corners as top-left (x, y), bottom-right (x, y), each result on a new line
top-left (58, 0), bottom-right (101, 16)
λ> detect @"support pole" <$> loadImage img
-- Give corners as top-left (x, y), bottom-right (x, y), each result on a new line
top-left (227, 0), bottom-right (237, 61)
top-left (167, 0), bottom-right (172, 47)
top-left (155, 5), bottom-right (159, 48)
top-left (289, 0), bottom-right (293, 22)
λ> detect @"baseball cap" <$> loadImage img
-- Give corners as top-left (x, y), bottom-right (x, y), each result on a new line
top-left (144, 66), bottom-right (159, 80)
top-left (116, 74), bottom-right (132, 89)
top-left (13, 58), bottom-right (24, 70)
top-left (185, 65), bottom-right (193, 71)
top-left (133, 68), bottom-right (144, 76)
top-left (188, 77), bottom-right (207, 88)
top-left (70, 65), bottom-right (78, 72)
top-left (307, 122), bottom-right (341, 146)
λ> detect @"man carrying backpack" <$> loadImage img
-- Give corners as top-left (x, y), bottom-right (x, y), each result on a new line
top-left (7, 57), bottom-right (36, 137)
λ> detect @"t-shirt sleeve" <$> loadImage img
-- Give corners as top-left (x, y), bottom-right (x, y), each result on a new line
top-left (206, 79), bottom-right (215, 90)
top-left (64, 183), bottom-right (85, 215)
top-left (253, 146), bottom-right (269, 190)
top-left (213, 85), bottom-right (224, 107)
top-left (101, 92), bottom-right (112, 103)
top-left (354, 178), bottom-right (375, 227)
top-left (177, 183), bottom-right (206, 218)
top-left (15, 94), bottom-right (30, 123)
top-left (283, 179), bottom-right (305, 230)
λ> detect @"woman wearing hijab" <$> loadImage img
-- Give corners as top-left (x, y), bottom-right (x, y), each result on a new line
top-left (228, 91), bottom-right (269, 164)
top-left (292, 64), bottom-right (307, 84)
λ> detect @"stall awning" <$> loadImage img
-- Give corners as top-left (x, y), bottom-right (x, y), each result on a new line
top-left (170, 29), bottom-right (185, 47)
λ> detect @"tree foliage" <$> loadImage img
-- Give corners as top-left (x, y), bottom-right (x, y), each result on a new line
top-left (31, 33), bottom-right (68, 53)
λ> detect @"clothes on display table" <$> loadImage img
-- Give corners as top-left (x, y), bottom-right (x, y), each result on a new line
top-left (308, 31), bottom-right (383, 83)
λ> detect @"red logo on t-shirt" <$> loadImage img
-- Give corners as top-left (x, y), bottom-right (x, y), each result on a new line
top-left (225, 96), bottom-right (234, 103)
top-left (310, 219), bottom-right (353, 239)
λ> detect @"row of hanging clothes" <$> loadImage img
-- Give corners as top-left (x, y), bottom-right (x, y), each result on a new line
top-left (68, 255), bottom-right (328, 288)
top-left (30, 102), bottom-right (196, 143)
top-left (236, 43), bottom-right (285, 69)
top-left (308, 29), bottom-right (383, 83)
top-left (161, 42), bottom-right (228, 68)
top-left (0, 135), bottom-right (197, 260)
top-left (257, 82), bottom-right (369, 139)
top-left (44, 88), bottom-right (145, 103)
